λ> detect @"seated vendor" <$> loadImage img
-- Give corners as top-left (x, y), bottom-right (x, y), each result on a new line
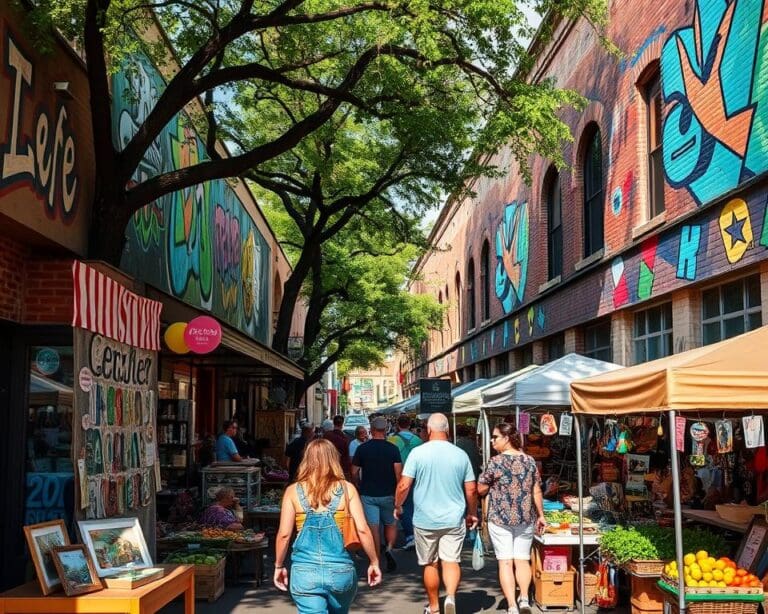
top-left (200, 487), bottom-right (244, 530)
top-left (216, 420), bottom-right (243, 462)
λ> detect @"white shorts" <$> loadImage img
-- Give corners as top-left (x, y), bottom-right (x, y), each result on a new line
top-left (487, 521), bottom-right (534, 560)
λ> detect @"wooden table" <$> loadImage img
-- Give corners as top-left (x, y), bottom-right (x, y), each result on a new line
top-left (0, 564), bottom-right (193, 614)
top-left (682, 509), bottom-right (750, 533)
top-left (228, 539), bottom-right (269, 586)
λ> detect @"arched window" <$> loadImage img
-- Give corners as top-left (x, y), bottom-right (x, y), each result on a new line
top-left (583, 127), bottom-right (604, 257)
top-left (467, 258), bottom-right (476, 331)
top-left (480, 240), bottom-right (490, 321)
top-left (454, 273), bottom-right (462, 340)
top-left (546, 169), bottom-right (562, 280)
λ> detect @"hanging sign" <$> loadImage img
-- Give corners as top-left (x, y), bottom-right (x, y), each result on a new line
top-left (518, 413), bottom-right (530, 435)
top-left (743, 415), bottom-right (765, 449)
top-left (559, 414), bottom-right (573, 436)
top-left (419, 379), bottom-right (452, 414)
top-left (675, 416), bottom-right (686, 452)
top-left (715, 420), bottom-right (733, 453)
top-left (184, 316), bottom-right (222, 354)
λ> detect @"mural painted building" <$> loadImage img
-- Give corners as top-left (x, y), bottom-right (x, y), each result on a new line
top-left (405, 0), bottom-right (768, 393)
top-left (346, 357), bottom-right (402, 412)
top-left (0, 4), bottom-right (307, 590)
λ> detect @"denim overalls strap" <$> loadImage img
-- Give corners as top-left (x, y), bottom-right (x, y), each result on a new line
top-left (291, 483), bottom-right (352, 566)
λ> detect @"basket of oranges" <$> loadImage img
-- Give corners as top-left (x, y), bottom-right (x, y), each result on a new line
top-left (661, 550), bottom-right (763, 595)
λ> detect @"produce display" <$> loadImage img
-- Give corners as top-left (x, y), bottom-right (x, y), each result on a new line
top-left (164, 528), bottom-right (265, 544)
top-left (664, 551), bottom-right (763, 589)
top-left (600, 526), bottom-right (726, 565)
top-left (164, 550), bottom-right (225, 566)
top-left (260, 489), bottom-right (282, 506)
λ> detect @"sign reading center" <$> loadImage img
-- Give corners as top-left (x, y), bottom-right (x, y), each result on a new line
top-left (419, 378), bottom-right (452, 414)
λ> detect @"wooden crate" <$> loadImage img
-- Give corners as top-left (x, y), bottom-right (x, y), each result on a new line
top-left (194, 557), bottom-right (226, 602)
top-left (631, 575), bottom-right (665, 610)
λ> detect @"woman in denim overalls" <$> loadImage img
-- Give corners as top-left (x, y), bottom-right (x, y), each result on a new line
top-left (274, 438), bottom-right (382, 612)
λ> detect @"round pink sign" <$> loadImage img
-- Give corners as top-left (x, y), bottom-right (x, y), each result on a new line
top-left (184, 315), bottom-right (222, 354)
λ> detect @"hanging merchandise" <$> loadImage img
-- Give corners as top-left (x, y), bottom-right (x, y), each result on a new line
top-left (675, 416), bottom-right (686, 452)
top-left (689, 422), bottom-right (710, 467)
top-left (595, 560), bottom-right (618, 609)
top-left (616, 424), bottom-right (633, 454)
top-left (743, 415), bottom-right (765, 449)
top-left (603, 419), bottom-right (619, 453)
top-left (540, 413), bottom-right (558, 436)
top-left (518, 413), bottom-right (530, 435)
top-left (559, 413), bottom-right (573, 436)
top-left (715, 420), bottom-right (733, 453)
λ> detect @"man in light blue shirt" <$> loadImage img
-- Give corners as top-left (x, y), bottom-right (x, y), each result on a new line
top-left (216, 420), bottom-right (243, 462)
top-left (395, 413), bottom-right (477, 614)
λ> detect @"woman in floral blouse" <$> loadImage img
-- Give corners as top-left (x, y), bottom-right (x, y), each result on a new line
top-left (478, 422), bottom-right (546, 614)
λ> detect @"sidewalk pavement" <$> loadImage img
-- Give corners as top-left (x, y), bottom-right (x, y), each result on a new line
top-left (160, 542), bottom-right (597, 613)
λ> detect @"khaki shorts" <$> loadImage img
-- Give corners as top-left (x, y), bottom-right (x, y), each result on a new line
top-left (414, 525), bottom-right (466, 565)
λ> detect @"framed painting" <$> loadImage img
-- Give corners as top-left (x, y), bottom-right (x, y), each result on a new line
top-left (77, 517), bottom-right (152, 577)
top-left (23, 520), bottom-right (71, 595)
top-left (51, 545), bottom-right (103, 596)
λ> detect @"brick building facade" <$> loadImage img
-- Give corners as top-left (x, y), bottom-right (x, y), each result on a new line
top-left (404, 0), bottom-right (768, 394)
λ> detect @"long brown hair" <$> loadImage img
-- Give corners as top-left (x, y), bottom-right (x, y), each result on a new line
top-left (295, 438), bottom-right (344, 509)
top-left (495, 421), bottom-right (523, 450)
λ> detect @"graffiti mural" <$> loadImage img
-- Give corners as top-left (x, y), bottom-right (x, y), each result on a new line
top-left (661, 0), bottom-right (767, 205)
top-left (0, 30), bottom-right (80, 220)
top-left (495, 201), bottom-right (529, 314)
top-left (719, 198), bottom-right (754, 263)
top-left (116, 54), bottom-right (270, 343)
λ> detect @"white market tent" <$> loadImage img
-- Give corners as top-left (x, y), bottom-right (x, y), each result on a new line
top-left (482, 353), bottom-right (623, 408)
top-left (452, 366), bottom-right (538, 414)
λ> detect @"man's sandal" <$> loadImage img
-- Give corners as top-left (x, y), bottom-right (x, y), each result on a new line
top-left (423, 606), bottom-right (440, 614)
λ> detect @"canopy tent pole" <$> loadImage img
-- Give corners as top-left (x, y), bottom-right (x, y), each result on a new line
top-left (575, 415), bottom-right (585, 614)
top-left (481, 409), bottom-right (491, 466)
top-left (453, 413), bottom-right (457, 443)
top-left (669, 410), bottom-right (686, 613)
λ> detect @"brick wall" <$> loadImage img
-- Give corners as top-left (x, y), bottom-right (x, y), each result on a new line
top-left (23, 259), bottom-right (74, 324)
top-left (410, 0), bottom-right (768, 380)
top-left (0, 236), bottom-right (29, 321)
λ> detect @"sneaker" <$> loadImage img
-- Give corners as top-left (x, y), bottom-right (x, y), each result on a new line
top-left (423, 606), bottom-right (439, 614)
top-left (518, 598), bottom-right (532, 614)
top-left (444, 595), bottom-right (456, 614)
top-left (507, 608), bottom-right (520, 614)
top-left (403, 536), bottom-right (416, 550)
top-left (385, 548), bottom-right (397, 572)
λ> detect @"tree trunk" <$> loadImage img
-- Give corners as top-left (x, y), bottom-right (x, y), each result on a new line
top-left (271, 246), bottom-right (316, 355)
top-left (87, 187), bottom-right (133, 266)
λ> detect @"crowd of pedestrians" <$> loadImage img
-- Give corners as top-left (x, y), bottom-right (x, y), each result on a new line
top-left (274, 412), bottom-right (543, 614)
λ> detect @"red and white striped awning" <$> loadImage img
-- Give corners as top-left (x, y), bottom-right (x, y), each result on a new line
top-left (72, 261), bottom-right (162, 351)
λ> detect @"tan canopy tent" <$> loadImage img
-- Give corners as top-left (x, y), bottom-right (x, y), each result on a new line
top-left (568, 325), bottom-right (768, 614)
top-left (570, 324), bottom-right (768, 414)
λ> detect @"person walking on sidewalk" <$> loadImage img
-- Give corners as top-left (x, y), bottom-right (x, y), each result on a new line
top-left (324, 415), bottom-right (353, 478)
top-left (274, 438), bottom-right (382, 613)
top-left (352, 416), bottom-right (402, 572)
top-left (395, 413), bottom-right (478, 614)
top-left (387, 415), bottom-right (422, 550)
top-left (478, 422), bottom-right (546, 614)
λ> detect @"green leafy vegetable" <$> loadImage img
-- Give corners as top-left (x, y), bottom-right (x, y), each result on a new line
top-left (600, 526), bottom-right (727, 565)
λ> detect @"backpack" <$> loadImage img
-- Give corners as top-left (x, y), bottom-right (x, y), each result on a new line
top-left (394, 432), bottom-right (421, 463)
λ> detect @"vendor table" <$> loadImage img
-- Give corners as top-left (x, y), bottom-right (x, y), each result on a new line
top-left (535, 533), bottom-right (600, 546)
top-left (246, 506), bottom-right (281, 533)
top-left (0, 564), bottom-right (193, 614)
top-left (229, 539), bottom-right (269, 586)
top-left (682, 509), bottom-right (749, 533)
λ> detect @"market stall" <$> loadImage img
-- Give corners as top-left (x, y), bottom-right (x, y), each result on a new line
top-left (570, 325), bottom-right (768, 614)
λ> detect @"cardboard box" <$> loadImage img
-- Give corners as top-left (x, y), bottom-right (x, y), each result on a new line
top-left (542, 546), bottom-right (571, 572)
top-left (533, 545), bottom-right (575, 608)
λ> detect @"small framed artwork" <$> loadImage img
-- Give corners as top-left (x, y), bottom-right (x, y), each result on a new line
top-left (51, 545), bottom-right (103, 596)
top-left (23, 520), bottom-right (71, 595)
top-left (78, 517), bottom-right (152, 577)
top-left (736, 516), bottom-right (768, 574)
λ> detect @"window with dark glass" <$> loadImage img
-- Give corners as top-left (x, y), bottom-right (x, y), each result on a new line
top-left (495, 353), bottom-right (509, 376)
top-left (480, 241), bottom-right (491, 321)
top-left (465, 364), bottom-right (476, 382)
top-left (25, 346), bottom-right (75, 526)
top-left (546, 333), bottom-right (565, 361)
top-left (584, 320), bottom-right (612, 362)
top-left (455, 273), bottom-right (462, 338)
top-left (702, 275), bottom-right (762, 345)
top-left (646, 68), bottom-right (665, 218)
top-left (467, 259), bottom-right (476, 331)
top-left (547, 172), bottom-right (563, 280)
top-left (479, 359), bottom-right (491, 379)
top-left (583, 128), bottom-right (604, 257)
top-left (521, 345), bottom-right (534, 367)
top-left (633, 302), bottom-right (673, 363)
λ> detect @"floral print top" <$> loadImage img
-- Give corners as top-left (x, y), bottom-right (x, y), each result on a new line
top-left (479, 452), bottom-right (541, 527)
top-left (200, 504), bottom-right (237, 528)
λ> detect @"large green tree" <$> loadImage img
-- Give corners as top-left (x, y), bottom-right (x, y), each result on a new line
top-left (26, 0), bottom-right (605, 267)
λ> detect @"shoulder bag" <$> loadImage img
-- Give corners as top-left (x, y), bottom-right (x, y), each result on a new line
top-left (341, 482), bottom-right (362, 551)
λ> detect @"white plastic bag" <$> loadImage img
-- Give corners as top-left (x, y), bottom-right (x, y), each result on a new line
top-left (471, 529), bottom-right (485, 571)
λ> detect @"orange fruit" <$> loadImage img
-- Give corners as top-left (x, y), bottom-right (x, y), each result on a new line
top-left (732, 577), bottom-right (743, 586)
top-left (737, 569), bottom-right (748, 576)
